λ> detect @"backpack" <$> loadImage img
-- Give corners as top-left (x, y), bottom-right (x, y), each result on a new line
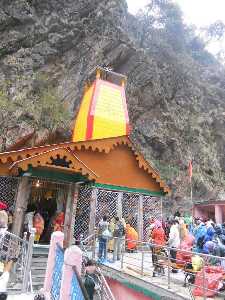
top-left (102, 229), bottom-right (112, 239)
top-left (197, 236), bottom-right (205, 249)
top-left (118, 222), bottom-right (125, 237)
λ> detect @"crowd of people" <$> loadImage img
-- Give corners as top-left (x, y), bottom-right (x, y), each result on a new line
top-left (145, 213), bottom-right (225, 282)
top-left (1, 198), bottom-right (225, 298)
top-left (24, 197), bottom-right (65, 243)
top-left (97, 212), bottom-right (225, 276)
top-left (97, 215), bottom-right (138, 263)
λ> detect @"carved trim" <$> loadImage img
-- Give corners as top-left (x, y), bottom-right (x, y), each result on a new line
top-left (0, 136), bottom-right (170, 194)
top-left (9, 147), bottom-right (98, 180)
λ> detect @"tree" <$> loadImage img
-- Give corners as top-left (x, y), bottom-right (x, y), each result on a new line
top-left (136, 0), bottom-right (186, 52)
top-left (0, 89), bottom-right (20, 151)
top-left (204, 21), bottom-right (225, 43)
top-left (0, 74), bottom-right (71, 151)
top-left (33, 82), bottom-right (71, 132)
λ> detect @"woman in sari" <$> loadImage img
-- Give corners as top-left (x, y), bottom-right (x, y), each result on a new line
top-left (53, 212), bottom-right (65, 232)
top-left (33, 213), bottom-right (45, 243)
top-left (126, 224), bottom-right (138, 252)
top-left (108, 217), bottom-right (115, 252)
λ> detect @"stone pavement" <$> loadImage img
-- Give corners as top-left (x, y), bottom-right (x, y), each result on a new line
top-left (100, 251), bottom-right (225, 300)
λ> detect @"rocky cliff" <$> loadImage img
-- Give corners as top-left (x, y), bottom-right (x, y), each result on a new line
top-left (1, 0), bottom-right (225, 213)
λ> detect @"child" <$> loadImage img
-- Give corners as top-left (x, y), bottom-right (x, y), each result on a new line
top-left (84, 260), bottom-right (99, 300)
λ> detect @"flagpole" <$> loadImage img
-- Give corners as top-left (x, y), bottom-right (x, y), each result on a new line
top-left (191, 176), bottom-right (194, 220)
top-left (189, 159), bottom-right (194, 221)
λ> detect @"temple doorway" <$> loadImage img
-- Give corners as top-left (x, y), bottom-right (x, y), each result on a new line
top-left (26, 178), bottom-right (69, 244)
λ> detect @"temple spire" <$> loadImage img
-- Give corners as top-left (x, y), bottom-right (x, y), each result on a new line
top-left (72, 67), bottom-right (130, 142)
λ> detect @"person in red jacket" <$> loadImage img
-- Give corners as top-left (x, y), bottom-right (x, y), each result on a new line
top-left (150, 220), bottom-right (166, 277)
top-left (151, 220), bottom-right (166, 247)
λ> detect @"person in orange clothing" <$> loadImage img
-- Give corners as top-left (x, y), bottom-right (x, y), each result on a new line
top-left (150, 220), bottom-right (166, 277)
top-left (126, 224), bottom-right (138, 252)
top-left (151, 220), bottom-right (166, 247)
top-left (53, 212), bottom-right (65, 232)
top-left (33, 213), bottom-right (45, 243)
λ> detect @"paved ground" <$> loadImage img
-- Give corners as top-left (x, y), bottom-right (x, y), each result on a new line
top-left (7, 249), bottom-right (225, 300)
top-left (99, 251), bottom-right (225, 300)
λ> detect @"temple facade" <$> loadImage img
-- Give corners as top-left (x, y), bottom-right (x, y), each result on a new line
top-left (0, 68), bottom-right (170, 244)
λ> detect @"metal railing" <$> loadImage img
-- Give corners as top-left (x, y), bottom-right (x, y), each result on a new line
top-left (121, 240), bottom-right (225, 300)
top-left (22, 228), bottom-right (35, 293)
top-left (78, 234), bottom-right (225, 300)
top-left (78, 234), bottom-right (115, 300)
top-left (95, 266), bottom-right (115, 300)
top-left (0, 228), bottom-right (35, 293)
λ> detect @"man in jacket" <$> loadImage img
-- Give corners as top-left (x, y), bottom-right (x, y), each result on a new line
top-left (113, 217), bottom-right (125, 262)
top-left (193, 218), bottom-right (207, 252)
top-left (98, 215), bottom-right (109, 262)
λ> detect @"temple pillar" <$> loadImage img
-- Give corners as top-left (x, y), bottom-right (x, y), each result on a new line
top-left (137, 194), bottom-right (143, 240)
top-left (194, 206), bottom-right (202, 219)
top-left (64, 184), bottom-right (73, 245)
top-left (12, 177), bottom-right (32, 236)
top-left (89, 187), bottom-right (97, 235)
top-left (117, 191), bottom-right (123, 220)
top-left (64, 183), bottom-right (80, 247)
top-left (69, 184), bottom-right (80, 246)
top-left (215, 204), bottom-right (223, 224)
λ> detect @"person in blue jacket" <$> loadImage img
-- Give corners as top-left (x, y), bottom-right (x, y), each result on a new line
top-left (204, 226), bottom-right (215, 243)
top-left (193, 218), bottom-right (207, 253)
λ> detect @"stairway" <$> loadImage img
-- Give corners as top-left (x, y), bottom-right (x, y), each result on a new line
top-left (31, 244), bottom-right (49, 292)
top-left (8, 244), bottom-right (49, 294)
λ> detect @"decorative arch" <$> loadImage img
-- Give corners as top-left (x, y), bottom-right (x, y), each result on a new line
top-left (9, 147), bottom-right (98, 181)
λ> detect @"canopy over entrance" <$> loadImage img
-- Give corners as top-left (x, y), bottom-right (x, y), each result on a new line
top-left (8, 147), bottom-right (98, 182)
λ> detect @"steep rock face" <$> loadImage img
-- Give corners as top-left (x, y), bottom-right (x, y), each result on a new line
top-left (1, 0), bottom-right (225, 213)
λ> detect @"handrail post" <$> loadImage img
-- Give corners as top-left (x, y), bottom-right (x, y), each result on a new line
top-left (202, 260), bottom-right (206, 300)
top-left (167, 249), bottom-right (171, 290)
top-left (141, 251), bottom-right (144, 276)
top-left (22, 228), bottom-right (35, 293)
top-left (121, 249), bottom-right (124, 270)
top-left (92, 234), bottom-right (96, 260)
top-left (15, 232), bottom-right (27, 277)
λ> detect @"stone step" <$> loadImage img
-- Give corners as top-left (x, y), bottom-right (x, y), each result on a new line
top-left (32, 280), bottom-right (44, 291)
top-left (31, 261), bottom-right (47, 268)
top-left (31, 271), bottom-right (45, 279)
top-left (33, 252), bottom-right (48, 257)
top-left (32, 256), bottom-right (48, 262)
top-left (33, 251), bottom-right (49, 256)
top-left (24, 244), bottom-right (50, 292)
top-left (31, 267), bottom-right (46, 273)
top-left (33, 245), bottom-right (49, 252)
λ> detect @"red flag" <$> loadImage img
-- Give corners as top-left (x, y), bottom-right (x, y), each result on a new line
top-left (188, 160), bottom-right (192, 182)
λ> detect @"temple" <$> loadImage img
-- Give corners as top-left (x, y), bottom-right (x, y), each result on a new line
top-left (0, 67), bottom-right (170, 244)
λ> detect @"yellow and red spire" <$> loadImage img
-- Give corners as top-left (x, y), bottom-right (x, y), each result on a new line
top-left (72, 68), bottom-right (130, 142)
